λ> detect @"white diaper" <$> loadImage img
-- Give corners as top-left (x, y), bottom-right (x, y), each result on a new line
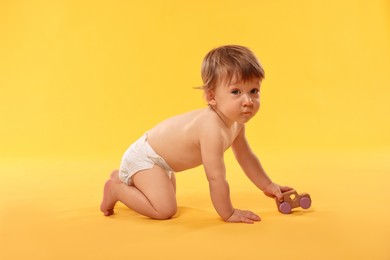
top-left (119, 133), bottom-right (175, 185)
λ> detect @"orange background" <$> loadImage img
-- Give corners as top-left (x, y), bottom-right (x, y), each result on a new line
top-left (1, 1), bottom-right (389, 259)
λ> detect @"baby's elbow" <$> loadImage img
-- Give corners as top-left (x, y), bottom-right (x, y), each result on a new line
top-left (207, 176), bottom-right (228, 187)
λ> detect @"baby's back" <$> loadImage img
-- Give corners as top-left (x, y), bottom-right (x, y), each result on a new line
top-left (146, 108), bottom-right (209, 172)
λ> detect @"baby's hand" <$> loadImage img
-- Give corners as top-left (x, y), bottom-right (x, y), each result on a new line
top-left (226, 209), bottom-right (261, 224)
top-left (263, 182), bottom-right (293, 202)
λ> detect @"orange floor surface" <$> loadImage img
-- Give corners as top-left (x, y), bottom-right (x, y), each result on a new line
top-left (1, 150), bottom-right (389, 260)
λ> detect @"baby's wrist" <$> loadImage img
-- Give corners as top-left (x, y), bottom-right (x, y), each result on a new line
top-left (223, 209), bottom-right (236, 221)
top-left (260, 181), bottom-right (273, 192)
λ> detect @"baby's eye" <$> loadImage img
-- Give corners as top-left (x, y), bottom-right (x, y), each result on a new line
top-left (231, 89), bottom-right (241, 95)
top-left (251, 88), bottom-right (259, 94)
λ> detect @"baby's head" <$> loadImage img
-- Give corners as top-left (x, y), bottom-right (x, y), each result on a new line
top-left (200, 45), bottom-right (264, 94)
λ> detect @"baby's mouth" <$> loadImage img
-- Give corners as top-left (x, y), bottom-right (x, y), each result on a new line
top-left (241, 111), bottom-right (252, 115)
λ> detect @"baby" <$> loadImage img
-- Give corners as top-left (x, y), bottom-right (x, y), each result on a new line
top-left (101, 45), bottom-right (293, 224)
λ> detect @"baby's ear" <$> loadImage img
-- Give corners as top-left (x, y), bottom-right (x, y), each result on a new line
top-left (205, 90), bottom-right (216, 105)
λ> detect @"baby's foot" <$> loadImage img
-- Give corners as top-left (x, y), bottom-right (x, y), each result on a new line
top-left (110, 169), bottom-right (120, 180)
top-left (100, 170), bottom-right (120, 216)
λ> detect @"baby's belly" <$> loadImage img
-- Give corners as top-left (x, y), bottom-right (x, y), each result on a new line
top-left (161, 149), bottom-right (203, 172)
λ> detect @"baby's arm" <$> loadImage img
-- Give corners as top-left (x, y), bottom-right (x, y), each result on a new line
top-left (231, 126), bottom-right (292, 201)
top-left (200, 127), bottom-right (260, 223)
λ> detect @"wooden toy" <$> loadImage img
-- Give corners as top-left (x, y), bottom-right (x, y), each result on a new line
top-left (276, 190), bottom-right (311, 214)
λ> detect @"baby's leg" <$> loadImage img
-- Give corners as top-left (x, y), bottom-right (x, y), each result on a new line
top-left (171, 172), bottom-right (176, 193)
top-left (127, 165), bottom-right (177, 219)
top-left (100, 166), bottom-right (177, 220)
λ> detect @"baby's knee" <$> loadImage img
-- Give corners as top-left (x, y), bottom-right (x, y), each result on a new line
top-left (153, 205), bottom-right (177, 220)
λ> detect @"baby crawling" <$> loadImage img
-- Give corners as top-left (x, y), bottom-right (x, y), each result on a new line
top-left (101, 45), bottom-right (293, 223)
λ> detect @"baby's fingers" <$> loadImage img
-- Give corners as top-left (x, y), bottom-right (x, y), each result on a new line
top-left (241, 211), bottom-right (261, 224)
top-left (226, 209), bottom-right (261, 224)
top-left (280, 186), bottom-right (294, 193)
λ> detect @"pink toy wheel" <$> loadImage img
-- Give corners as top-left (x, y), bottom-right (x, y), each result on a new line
top-left (279, 202), bottom-right (292, 214)
top-left (299, 197), bottom-right (311, 209)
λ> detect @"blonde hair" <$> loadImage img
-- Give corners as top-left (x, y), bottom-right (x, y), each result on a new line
top-left (200, 45), bottom-right (264, 92)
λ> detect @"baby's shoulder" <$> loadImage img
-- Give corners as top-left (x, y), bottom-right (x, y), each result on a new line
top-left (196, 108), bottom-right (224, 129)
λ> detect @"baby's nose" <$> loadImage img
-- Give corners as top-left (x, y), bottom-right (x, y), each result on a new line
top-left (243, 95), bottom-right (253, 106)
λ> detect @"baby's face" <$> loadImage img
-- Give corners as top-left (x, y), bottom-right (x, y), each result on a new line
top-left (209, 77), bottom-right (261, 125)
